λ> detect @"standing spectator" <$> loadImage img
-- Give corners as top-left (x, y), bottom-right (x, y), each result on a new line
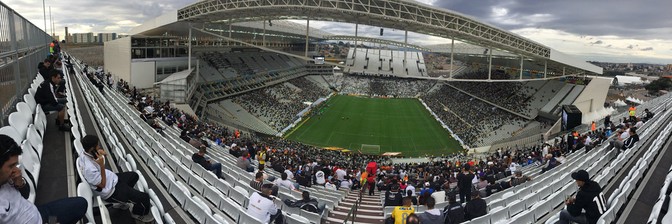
top-left (457, 165), bottom-right (475, 202)
top-left (390, 197), bottom-right (415, 224)
top-left (464, 191), bottom-right (487, 220)
top-left (256, 148), bottom-right (268, 170)
top-left (628, 105), bottom-right (636, 122)
top-left (417, 197), bottom-right (443, 224)
top-left (0, 135), bottom-right (87, 224)
top-left (78, 135), bottom-right (153, 222)
top-left (192, 146), bottom-right (223, 179)
top-left (247, 184), bottom-right (283, 224)
top-left (559, 170), bottom-right (605, 224)
top-left (384, 185), bottom-right (403, 207)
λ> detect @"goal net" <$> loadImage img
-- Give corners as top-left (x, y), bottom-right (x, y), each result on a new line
top-left (360, 144), bottom-right (381, 155)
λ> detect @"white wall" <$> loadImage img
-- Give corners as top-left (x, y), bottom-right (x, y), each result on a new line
top-left (573, 76), bottom-right (613, 114)
top-left (131, 61), bottom-right (156, 89)
top-left (104, 37), bottom-right (132, 84)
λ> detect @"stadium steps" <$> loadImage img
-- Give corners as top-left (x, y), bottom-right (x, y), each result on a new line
top-left (325, 191), bottom-right (384, 224)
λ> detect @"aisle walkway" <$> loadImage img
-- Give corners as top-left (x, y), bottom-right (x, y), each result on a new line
top-left (325, 190), bottom-right (385, 224)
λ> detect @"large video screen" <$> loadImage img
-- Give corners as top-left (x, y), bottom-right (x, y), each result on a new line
top-left (314, 56), bottom-right (325, 65)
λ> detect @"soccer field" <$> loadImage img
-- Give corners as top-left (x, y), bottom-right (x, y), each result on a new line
top-left (285, 95), bottom-right (464, 157)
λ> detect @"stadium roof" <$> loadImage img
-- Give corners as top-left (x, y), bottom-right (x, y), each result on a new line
top-left (129, 0), bottom-right (603, 75)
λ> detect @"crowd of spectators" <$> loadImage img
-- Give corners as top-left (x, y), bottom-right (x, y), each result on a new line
top-left (232, 77), bottom-right (330, 131)
top-left (450, 70), bottom-right (538, 115)
top-left (324, 75), bottom-right (434, 98)
top-left (423, 84), bottom-right (525, 147)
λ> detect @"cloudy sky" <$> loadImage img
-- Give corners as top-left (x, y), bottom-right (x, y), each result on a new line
top-left (4, 0), bottom-right (671, 63)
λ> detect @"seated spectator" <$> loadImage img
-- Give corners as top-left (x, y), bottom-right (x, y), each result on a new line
top-left (248, 184), bottom-right (283, 224)
top-left (643, 109), bottom-right (654, 122)
top-left (622, 128), bottom-right (639, 150)
top-left (340, 176), bottom-right (352, 190)
top-left (541, 154), bottom-right (560, 174)
top-left (390, 197), bottom-right (415, 224)
top-left (236, 151), bottom-right (255, 172)
top-left (325, 178), bottom-right (337, 191)
top-left (250, 172), bottom-right (264, 192)
top-left (192, 146), bottom-right (223, 179)
top-left (407, 190), bottom-right (418, 205)
top-left (443, 193), bottom-right (465, 224)
top-left (78, 135), bottom-right (153, 222)
top-left (464, 191), bottom-right (487, 220)
top-left (274, 172), bottom-right (297, 191)
top-left (315, 169), bottom-right (326, 185)
top-left (476, 176), bottom-right (488, 190)
top-left (509, 171), bottom-right (531, 187)
top-left (384, 184), bottom-right (403, 207)
top-left (418, 197), bottom-right (443, 224)
top-left (559, 170), bottom-right (605, 224)
top-left (283, 191), bottom-right (324, 214)
top-left (0, 135), bottom-right (87, 224)
top-left (406, 213), bottom-right (420, 224)
top-left (35, 70), bottom-right (70, 131)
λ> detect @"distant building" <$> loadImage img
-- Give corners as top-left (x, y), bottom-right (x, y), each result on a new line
top-left (666, 64), bottom-right (672, 71)
top-left (98, 33), bottom-right (117, 43)
top-left (72, 33), bottom-right (95, 43)
top-left (51, 35), bottom-right (59, 42)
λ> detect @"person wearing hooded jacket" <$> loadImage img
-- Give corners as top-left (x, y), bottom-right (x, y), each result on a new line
top-left (417, 197), bottom-right (443, 224)
top-left (559, 170), bottom-right (606, 224)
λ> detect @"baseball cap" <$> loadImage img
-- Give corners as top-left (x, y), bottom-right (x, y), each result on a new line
top-left (571, 170), bottom-right (589, 182)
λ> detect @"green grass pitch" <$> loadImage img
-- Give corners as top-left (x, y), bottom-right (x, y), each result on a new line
top-left (285, 95), bottom-right (464, 157)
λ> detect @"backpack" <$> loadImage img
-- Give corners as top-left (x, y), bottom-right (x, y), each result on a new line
top-left (443, 203), bottom-right (465, 224)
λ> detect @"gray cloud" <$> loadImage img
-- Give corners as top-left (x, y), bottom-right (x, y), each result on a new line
top-left (641, 47), bottom-right (654, 51)
top-left (591, 40), bottom-right (603, 45)
top-left (606, 45), bottom-right (612, 48)
top-left (435, 0), bottom-right (672, 39)
top-left (627, 45), bottom-right (634, 49)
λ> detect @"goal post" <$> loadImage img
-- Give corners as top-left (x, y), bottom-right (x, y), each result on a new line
top-left (360, 144), bottom-right (381, 154)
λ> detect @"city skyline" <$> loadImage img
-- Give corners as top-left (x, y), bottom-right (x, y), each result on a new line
top-left (4, 0), bottom-right (671, 64)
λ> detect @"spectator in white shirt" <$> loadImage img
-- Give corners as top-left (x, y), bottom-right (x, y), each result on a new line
top-left (275, 172), bottom-right (296, 191)
top-left (0, 134), bottom-right (86, 224)
top-left (335, 168), bottom-right (347, 181)
top-left (79, 135), bottom-right (153, 222)
top-left (315, 170), bottom-right (326, 185)
top-left (248, 184), bottom-right (283, 224)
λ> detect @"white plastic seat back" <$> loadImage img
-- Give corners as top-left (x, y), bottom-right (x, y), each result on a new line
top-left (151, 207), bottom-right (164, 224)
top-left (77, 182), bottom-right (96, 224)
top-left (0, 126), bottom-right (23, 145)
top-left (97, 196), bottom-right (112, 224)
top-left (9, 112), bottom-right (31, 138)
top-left (164, 213), bottom-right (176, 224)
top-left (23, 94), bottom-right (37, 113)
top-left (134, 170), bottom-right (148, 192)
top-left (148, 189), bottom-right (165, 215)
top-left (26, 125), bottom-right (43, 159)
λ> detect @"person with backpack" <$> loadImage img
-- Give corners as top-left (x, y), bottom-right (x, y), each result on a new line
top-left (443, 193), bottom-right (464, 224)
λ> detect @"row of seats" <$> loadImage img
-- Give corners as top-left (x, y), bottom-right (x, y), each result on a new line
top-left (459, 95), bottom-right (672, 223)
top-left (597, 111), bottom-right (672, 224)
top-left (66, 54), bottom-right (170, 224)
top-left (648, 152), bottom-right (672, 223)
top-left (70, 57), bottom-right (283, 224)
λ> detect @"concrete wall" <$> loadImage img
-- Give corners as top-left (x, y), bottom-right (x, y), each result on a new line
top-left (104, 37), bottom-right (132, 84)
top-left (572, 76), bottom-right (613, 114)
top-left (130, 61), bottom-right (156, 89)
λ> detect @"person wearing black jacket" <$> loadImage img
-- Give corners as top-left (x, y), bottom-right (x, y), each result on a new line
top-left (559, 170), bottom-right (606, 224)
top-left (443, 193), bottom-right (465, 224)
top-left (622, 128), bottom-right (639, 150)
top-left (384, 184), bottom-right (403, 207)
top-left (464, 191), bottom-right (487, 220)
top-left (38, 59), bottom-right (52, 80)
top-left (457, 165), bottom-right (475, 203)
top-left (34, 70), bottom-right (70, 131)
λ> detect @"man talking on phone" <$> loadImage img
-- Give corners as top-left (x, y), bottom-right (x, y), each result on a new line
top-left (78, 135), bottom-right (154, 222)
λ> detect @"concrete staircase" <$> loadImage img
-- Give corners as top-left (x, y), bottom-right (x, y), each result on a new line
top-left (325, 190), bottom-right (385, 224)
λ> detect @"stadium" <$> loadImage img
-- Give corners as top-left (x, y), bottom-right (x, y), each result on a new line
top-left (0, 0), bottom-right (671, 224)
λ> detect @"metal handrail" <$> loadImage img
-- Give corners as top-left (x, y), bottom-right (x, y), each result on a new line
top-left (343, 190), bottom-right (364, 224)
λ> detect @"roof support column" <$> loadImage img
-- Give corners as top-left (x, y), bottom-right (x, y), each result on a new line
top-left (449, 38), bottom-right (454, 79)
top-left (488, 49), bottom-right (492, 80)
top-left (519, 56), bottom-right (524, 80)
top-left (305, 18), bottom-right (310, 58)
top-left (188, 26), bottom-right (192, 70)
top-left (544, 60), bottom-right (548, 79)
top-left (354, 23), bottom-right (358, 59)
top-left (228, 20), bottom-right (232, 46)
top-left (404, 30), bottom-right (408, 68)
top-left (563, 67), bottom-right (566, 76)
top-left (263, 19), bottom-right (266, 47)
